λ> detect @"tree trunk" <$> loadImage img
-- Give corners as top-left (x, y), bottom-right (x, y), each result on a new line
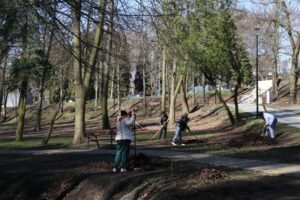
top-left (36, 25), bottom-right (54, 131)
top-left (3, 87), bottom-right (8, 119)
top-left (101, 0), bottom-right (114, 129)
top-left (279, 1), bottom-right (300, 104)
top-left (100, 89), bottom-right (110, 128)
top-left (72, 0), bottom-right (107, 145)
top-left (233, 81), bottom-right (241, 122)
top-left (110, 66), bottom-right (115, 99)
top-left (83, 0), bottom-right (108, 91)
top-left (48, 89), bottom-right (52, 104)
top-left (272, 54), bottom-right (279, 98)
top-left (143, 65), bottom-right (146, 109)
top-left (100, 61), bottom-right (110, 129)
top-left (72, 0), bottom-right (84, 145)
top-left (95, 65), bottom-right (99, 108)
top-left (0, 53), bottom-right (8, 119)
top-left (180, 78), bottom-right (189, 113)
top-left (289, 55), bottom-right (298, 104)
top-left (202, 74), bottom-right (206, 104)
top-left (185, 72), bottom-right (189, 96)
top-left (74, 92), bottom-right (86, 144)
top-left (161, 46), bottom-right (167, 112)
top-left (272, 9), bottom-right (280, 98)
top-left (117, 62), bottom-right (121, 111)
top-left (35, 69), bottom-right (46, 131)
top-left (169, 59), bottom-right (177, 124)
top-left (60, 87), bottom-right (64, 113)
top-left (169, 59), bottom-right (183, 124)
top-left (60, 70), bottom-right (65, 113)
top-left (16, 80), bottom-right (28, 141)
top-left (215, 88), bottom-right (235, 125)
top-left (111, 59), bottom-right (116, 110)
top-left (192, 74), bottom-right (195, 106)
top-left (167, 65), bottom-right (171, 107)
top-left (0, 9), bottom-right (14, 118)
top-left (43, 96), bottom-right (64, 145)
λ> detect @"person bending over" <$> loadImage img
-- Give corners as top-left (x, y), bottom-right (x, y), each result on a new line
top-left (258, 112), bottom-right (277, 139)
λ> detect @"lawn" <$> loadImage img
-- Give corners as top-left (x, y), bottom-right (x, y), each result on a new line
top-left (0, 137), bottom-right (73, 150)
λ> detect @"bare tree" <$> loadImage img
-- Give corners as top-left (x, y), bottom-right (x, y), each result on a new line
top-left (71, 0), bottom-right (107, 145)
top-left (277, 0), bottom-right (300, 104)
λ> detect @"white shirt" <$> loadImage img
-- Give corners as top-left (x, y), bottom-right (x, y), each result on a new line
top-left (115, 115), bottom-right (135, 141)
top-left (263, 112), bottom-right (276, 126)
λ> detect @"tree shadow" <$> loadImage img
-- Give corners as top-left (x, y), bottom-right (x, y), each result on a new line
top-left (190, 104), bottom-right (204, 113)
top-left (193, 106), bottom-right (224, 121)
top-left (171, 175), bottom-right (300, 199)
top-left (192, 123), bottom-right (234, 136)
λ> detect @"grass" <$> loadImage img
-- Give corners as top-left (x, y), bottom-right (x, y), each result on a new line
top-left (188, 120), bottom-right (300, 164)
top-left (149, 110), bottom-right (300, 164)
top-left (136, 131), bottom-right (154, 141)
top-left (0, 137), bottom-right (73, 150)
top-left (2, 97), bottom-right (300, 165)
top-left (215, 122), bottom-right (300, 164)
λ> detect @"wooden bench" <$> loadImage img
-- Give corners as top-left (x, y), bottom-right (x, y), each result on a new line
top-left (86, 128), bottom-right (115, 149)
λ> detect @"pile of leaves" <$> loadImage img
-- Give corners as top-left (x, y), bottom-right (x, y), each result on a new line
top-left (195, 168), bottom-right (227, 184)
top-left (127, 153), bottom-right (154, 172)
top-left (86, 161), bottom-right (112, 172)
top-left (185, 138), bottom-right (208, 145)
top-left (226, 133), bottom-right (278, 148)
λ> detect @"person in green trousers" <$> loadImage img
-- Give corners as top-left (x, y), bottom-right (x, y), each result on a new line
top-left (113, 110), bottom-right (136, 173)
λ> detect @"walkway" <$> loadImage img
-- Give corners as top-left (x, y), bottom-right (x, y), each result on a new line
top-left (236, 103), bottom-right (300, 128)
top-left (1, 148), bottom-right (300, 178)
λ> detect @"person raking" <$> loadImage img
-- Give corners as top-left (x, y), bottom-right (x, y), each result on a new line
top-left (159, 111), bottom-right (169, 140)
top-left (113, 110), bottom-right (136, 173)
top-left (172, 113), bottom-right (191, 146)
top-left (258, 112), bottom-right (277, 139)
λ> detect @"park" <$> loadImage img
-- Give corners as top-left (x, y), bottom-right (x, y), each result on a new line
top-left (1, 0), bottom-right (300, 199)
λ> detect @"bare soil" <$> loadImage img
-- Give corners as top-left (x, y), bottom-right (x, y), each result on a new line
top-left (2, 98), bottom-right (300, 199)
top-left (1, 152), bottom-right (300, 200)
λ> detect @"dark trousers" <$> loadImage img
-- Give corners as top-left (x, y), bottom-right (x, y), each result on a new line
top-left (159, 127), bottom-right (167, 139)
top-left (114, 140), bottom-right (131, 169)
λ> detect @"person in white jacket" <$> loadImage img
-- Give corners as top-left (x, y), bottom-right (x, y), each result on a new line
top-left (259, 112), bottom-right (278, 139)
top-left (113, 110), bottom-right (136, 172)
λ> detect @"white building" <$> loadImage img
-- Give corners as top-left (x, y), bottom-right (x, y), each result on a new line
top-left (4, 90), bottom-right (33, 108)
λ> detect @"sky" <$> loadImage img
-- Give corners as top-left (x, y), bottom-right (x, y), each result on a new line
top-left (235, 0), bottom-right (299, 71)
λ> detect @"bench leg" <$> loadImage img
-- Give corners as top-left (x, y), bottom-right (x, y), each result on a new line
top-left (87, 132), bottom-right (90, 149)
top-left (95, 136), bottom-right (100, 149)
top-left (110, 131), bottom-right (113, 146)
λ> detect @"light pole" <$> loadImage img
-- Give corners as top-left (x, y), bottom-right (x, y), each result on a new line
top-left (255, 27), bottom-right (260, 118)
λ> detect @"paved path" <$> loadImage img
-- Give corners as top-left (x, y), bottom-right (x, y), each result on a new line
top-left (1, 148), bottom-right (300, 178)
top-left (235, 103), bottom-right (300, 128)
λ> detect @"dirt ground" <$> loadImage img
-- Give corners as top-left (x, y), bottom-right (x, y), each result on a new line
top-left (2, 98), bottom-right (300, 199)
top-left (1, 152), bottom-right (300, 200)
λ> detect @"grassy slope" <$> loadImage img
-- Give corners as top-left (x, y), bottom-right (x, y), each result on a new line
top-left (1, 94), bottom-right (300, 165)
top-left (157, 108), bottom-right (300, 164)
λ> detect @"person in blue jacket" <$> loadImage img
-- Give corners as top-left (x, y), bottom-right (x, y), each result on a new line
top-left (172, 113), bottom-right (190, 146)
